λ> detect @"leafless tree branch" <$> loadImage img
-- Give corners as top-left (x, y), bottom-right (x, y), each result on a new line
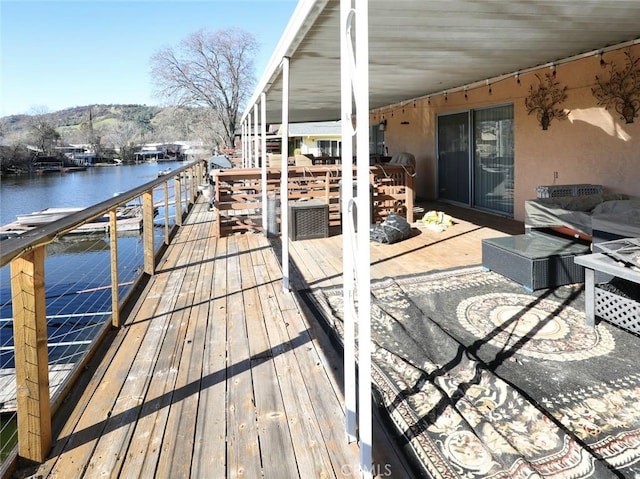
top-left (151, 28), bottom-right (257, 148)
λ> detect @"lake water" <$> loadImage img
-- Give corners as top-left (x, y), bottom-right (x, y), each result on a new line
top-left (0, 161), bottom-right (189, 368)
top-left (0, 161), bottom-right (187, 226)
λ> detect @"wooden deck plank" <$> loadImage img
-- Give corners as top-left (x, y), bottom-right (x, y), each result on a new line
top-left (85, 216), bottom-right (210, 476)
top-left (256, 240), bottom-right (360, 478)
top-left (190, 234), bottom-right (228, 478)
top-left (238, 235), bottom-right (272, 359)
top-left (289, 238), bottom-right (335, 287)
top-left (128, 218), bottom-right (209, 478)
top-left (157, 221), bottom-right (215, 479)
top-left (225, 235), bottom-right (262, 478)
top-left (238, 234), bottom-right (300, 478)
top-left (42, 214), bottom-right (199, 478)
top-left (249, 240), bottom-right (340, 478)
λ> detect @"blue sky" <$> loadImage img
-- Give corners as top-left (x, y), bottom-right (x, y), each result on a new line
top-left (0, 0), bottom-right (298, 116)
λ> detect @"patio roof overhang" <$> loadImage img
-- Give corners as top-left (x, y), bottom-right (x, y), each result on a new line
top-left (244, 0), bottom-right (640, 124)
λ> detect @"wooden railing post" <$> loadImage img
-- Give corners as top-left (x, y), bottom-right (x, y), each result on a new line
top-left (214, 171), bottom-right (221, 237)
top-left (185, 171), bottom-right (191, 210)
top-left (190, 165), bottom-right (196, 205)
top-left (109, 210), bottom-right (120, 328)
top-left (163, 182), bottom-right (170, 245)
top-left (142, 190), bottom-right (155, 275)
top-left (175, 175), bottom-right (183, 227)
top-left (11, 246), bottom-right (51, 463)
top-left (406, 168), bottom-right (415, 223)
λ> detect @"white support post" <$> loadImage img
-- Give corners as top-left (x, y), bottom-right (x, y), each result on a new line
top-left (261, 92), bottom-right (268, 234)
top-left (340, 0), bottom-right (357, 444)
top-left (254, 103), bottom-right (259, 169)
top-left (241, 121), bottom-right (246, 168)
top-left (355, 0), bottom-right (372, 477)
top-left (247, 112), bottom-right (253, 167)
top-left (355, 34), bottom-right (373, 479)
top-left (281, 57), bottom-right (290, 291)
top-left (245, 118), bottom-right (249, 168)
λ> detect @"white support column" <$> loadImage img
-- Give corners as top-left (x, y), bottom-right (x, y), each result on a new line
top-left (242, 121), bottom-right (247, 168)
top-left (254, 103), bottom-right (259, 169)
top-left (281, 56), bottom-right (290, 291)
top-left (261, 92), bottom-right (268, 234)
top-left (340, 0), bottom-right (357, 444)
top-left (247, 112), bottom-right (253, 167)
top-left (355, 0), bottom-right (373, 477)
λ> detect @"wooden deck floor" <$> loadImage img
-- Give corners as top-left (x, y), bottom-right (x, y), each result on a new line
top-left (287, 202), bottom-right (524, 290)
top-left (18, 198), bottom-right (434, 479)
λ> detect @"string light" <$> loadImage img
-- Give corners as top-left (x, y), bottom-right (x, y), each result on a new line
top-left (372, 44), bottom-right (633, 116)
top-left (599, 52), bottom-right (607, 69)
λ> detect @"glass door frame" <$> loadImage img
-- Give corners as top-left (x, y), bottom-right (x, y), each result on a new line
top-left (436, 103), bottom-right (514, 216)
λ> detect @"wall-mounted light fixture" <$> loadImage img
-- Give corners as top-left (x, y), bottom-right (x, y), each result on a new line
top-left (599, 52), bottom-right (607, 69)
top-left (379, 119), bottom-right (387, 131)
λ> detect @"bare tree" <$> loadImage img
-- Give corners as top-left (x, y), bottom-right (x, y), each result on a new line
top-left (104, 121), bottom-right (143, 162)
top-left (151, 28), bottom-right (257, 148)
top-left (28, 116), bottom-right (60, 156)
top-left (153, 106), bottom-right (195, 143)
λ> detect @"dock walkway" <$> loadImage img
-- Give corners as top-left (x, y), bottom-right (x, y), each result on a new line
top-left (19, 198), bottom-right (411, 478)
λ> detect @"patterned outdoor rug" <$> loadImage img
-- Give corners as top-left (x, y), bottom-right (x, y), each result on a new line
top-left (302, 266), bottom-right (640, 479)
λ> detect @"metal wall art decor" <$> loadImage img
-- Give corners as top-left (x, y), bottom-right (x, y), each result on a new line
top-left (524, 73), bottom-right (569, 130)
top-left (592, 50), bottom-right (640, 124)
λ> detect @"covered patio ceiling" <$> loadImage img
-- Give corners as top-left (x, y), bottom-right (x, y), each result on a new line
top-left (245, 0), bottom-right (640, 125)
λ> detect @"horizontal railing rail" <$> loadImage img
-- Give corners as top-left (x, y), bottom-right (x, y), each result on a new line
top-left (1, 161), bottom-right (204, 268)
top-left (0, 159), bottom-right (207, 476)
top-left (213, 164), bottom-right (415, 237)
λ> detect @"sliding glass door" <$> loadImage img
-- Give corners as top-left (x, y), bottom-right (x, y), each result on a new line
top-left (437, 112), bottom-right (470, 204)
top-left (437, 105), bottom-right (514, 216)
top-left (473, 105), bottom-right (514, 215)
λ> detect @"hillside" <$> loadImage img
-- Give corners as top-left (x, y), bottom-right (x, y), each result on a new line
top-left (1, 104), bottom-right (163, 137)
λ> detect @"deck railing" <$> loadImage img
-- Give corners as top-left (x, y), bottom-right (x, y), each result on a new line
top-left (0, 160), bottom-right (206, 475)
top-left (213, 163), bottom-right (415, 237)
top-left (0, 159), bottom-right (414, 474)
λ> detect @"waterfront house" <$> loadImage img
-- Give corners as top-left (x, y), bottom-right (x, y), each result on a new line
top-left (4, 2), bottom-right (640, 478)
top-left (283, 120), bottom-right (342, 158)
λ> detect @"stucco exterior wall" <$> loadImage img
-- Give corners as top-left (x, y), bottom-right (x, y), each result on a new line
top-left (373, 44), bottom-right (639, 222)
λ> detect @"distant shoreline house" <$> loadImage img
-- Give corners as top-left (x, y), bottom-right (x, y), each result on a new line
top-left (280, 121), bottom-right (342, 157)
top-left (54, 145), bottom-right (94, 165)
top-left (237, 121), bottom-right (343, 158)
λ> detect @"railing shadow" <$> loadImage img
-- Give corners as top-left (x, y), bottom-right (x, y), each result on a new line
top-left (48, 331), bottom-right (311, 455)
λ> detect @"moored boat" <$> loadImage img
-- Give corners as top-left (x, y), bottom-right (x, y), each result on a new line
top-left (15, 207), bottom-right (85, 226)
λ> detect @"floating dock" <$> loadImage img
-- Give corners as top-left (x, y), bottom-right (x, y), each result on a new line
top-left (0, 206), bottom-right (144, 239)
